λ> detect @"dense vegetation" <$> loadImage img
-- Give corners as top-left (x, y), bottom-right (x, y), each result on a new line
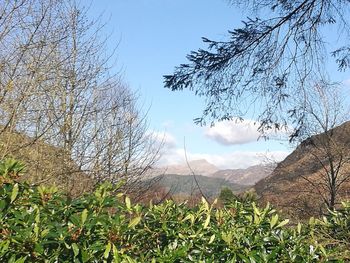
top-left (1, 159), bottom-right (349, 262)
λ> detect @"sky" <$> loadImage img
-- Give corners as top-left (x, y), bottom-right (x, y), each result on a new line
top-left (87, 0), bottom-right (348, 169)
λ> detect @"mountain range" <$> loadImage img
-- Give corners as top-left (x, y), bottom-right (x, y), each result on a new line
top-left (152, 159), bottom-right (219, 176)
top-left (150, 121), bottom-right (350, 219)
top-left (147, 174), bottom-right (249, 198)
top-left (148, 160), bottom-right (273, 197)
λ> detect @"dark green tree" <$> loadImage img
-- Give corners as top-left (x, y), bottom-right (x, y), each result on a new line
top-left (219, 187), bottom-right (235, 205)
top-left (164, 0), bottom-right (350, 139)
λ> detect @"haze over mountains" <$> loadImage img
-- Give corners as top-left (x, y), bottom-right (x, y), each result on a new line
top-left (211, 164), bottom-right (275, 185)
top-left (154, 159), bottom-right (220, 176)
top-left (148, 159), bottom-right (273, 196)
top-left (151, 159), bottom-right (273, 185)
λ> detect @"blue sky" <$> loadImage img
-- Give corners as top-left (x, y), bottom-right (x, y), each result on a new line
top-left (87, 0), bottom-right (349, 169)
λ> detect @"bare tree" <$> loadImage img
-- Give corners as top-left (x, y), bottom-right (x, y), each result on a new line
top-left (164, 0), bottom-right (350, 138)
top-left (87, 86), bottom-right (161, 196)
top-left (295, 83), bottom-right (350, 211)
top-left (0, 0), bottom-right (161, 195)
top-left (0, 0), bottom-right (68, 139)
top-left (0, 0), bottom-right (77, 186)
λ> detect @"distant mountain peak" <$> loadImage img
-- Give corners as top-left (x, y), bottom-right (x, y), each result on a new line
top-left (188, 159), bottom-right (211, 165)
top-left (152, 159), bottom-right (219, 176)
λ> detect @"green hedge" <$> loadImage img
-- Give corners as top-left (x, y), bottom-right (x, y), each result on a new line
top-left (0, 159), bottom-right (349, 262)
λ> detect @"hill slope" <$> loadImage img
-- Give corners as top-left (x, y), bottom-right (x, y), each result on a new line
top-left (0, 129), bottom-right (92, 195)
top-left (254, 121), bottom-right (350, 218)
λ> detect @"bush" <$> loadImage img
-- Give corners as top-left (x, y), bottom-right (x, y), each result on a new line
top-left (218, 187), bottom-right (235, 205)
top-left (0, 159), bottom-right (349, 262)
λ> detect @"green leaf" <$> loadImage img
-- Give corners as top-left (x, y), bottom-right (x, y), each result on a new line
top-left (0, 240), bottom-right (10, 254)
top-left (252, 202), bottom-right (260, 216)
top-left (81, 250), bottom-right (90, 263)
top-left (253, 213), bottom-right (260, 225)
top-left (34, 243), bottom-right (44, 255)
top-left (34, 225), bottom-right (39, 238)
top-left (10, 183), bottom-right (19, 203)
top-left (128, 216), bottom-right (141, 228)
top-left (221, 232), bottom-right (232, 245)
top-left (112, 244), bottom-right (119, 260)
top-left (72, 243), bottom-right (79, 257)
top-left (41, 229), bottom-right (50, 238)
top-left (0, 199), bottom-right (7, 211)
top-left (270, 214), bottom-right (279, 229)
top-left (14, 257), bottom-right (27, 263)
top-left (178, 233), bottom-right (185, 239)
top-left (309, 217), bottom-right (315, 225)
top-left (81, 209), bottom-right (88, 225)
top-left (201, 197), bottom-right (209, 211)
top-left (183, 214), bottom-right (195, 225)
top-left (125, 196), bottom-right (131, 210)
top-left (104, 242), bottom-right (111, 259)
top-left (70, 214), bottom-right (80, 226)
top-left (297, 222), bottom-right (302, 234)
top-left (319, 244), bottom-right (327, 256)
top-left (203, 214), bottom-right (210, 229)
top-left (276, 219), bottom-right (289, 228)
top-left (208, 234), bottom-right (215, 244)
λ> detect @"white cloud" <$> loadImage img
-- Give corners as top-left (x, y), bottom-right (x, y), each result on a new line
top-left (152, 129), bottom-right (290, 170)
top-left (205, 119), bottom-right (290, 146)
top-left (205, 119), bottom-right (261, 145)
top-left (161, 120), bottom-right (174, 130)
top-left (151, 131), bottom-right (177, 150)
top-left (343, 78), bottom-right (350, 87)
top-left (148, 131), bottom-right (184, 167)
top-left (156, 148), bottom-right (187, 167)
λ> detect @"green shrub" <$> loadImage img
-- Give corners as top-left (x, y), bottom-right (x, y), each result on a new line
top-left (218, 187), bottom-right (235, 205)
top-left (312, 203), bottom-right (350, 261)
top-left (0, 159), bottom-right (349, 262)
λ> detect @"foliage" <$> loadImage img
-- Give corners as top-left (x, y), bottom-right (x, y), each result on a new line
top-left (219, 187), bottom-right (236, 205)
top-left (313, 203), bottom-right (350, 260)
top-left (164, 0), bottom-right (350, 138)
top-left (1, 159), bottom-right (349, 262)
top-left (0, 159), bottom-right (25, 181)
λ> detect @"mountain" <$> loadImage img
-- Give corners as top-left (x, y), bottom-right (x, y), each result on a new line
top-left (146, 160), bottom-right (273, 199)
top-left (146, 174), bottom-right (249, 198)
top-left (211, 164), bottom-right (274, 185)
top-left (254, 121), bottom-right (350, 219)
top-left (154, 159), bottom-right (219, 176)
top-left (151, 160), bottom-right (272, 185)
